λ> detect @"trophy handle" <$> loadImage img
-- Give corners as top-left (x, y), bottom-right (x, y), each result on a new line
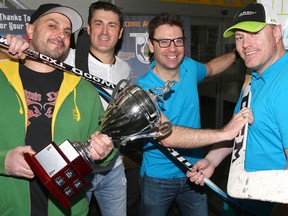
top-left (110, 79), bottom-right (130, 105)
top-left (149, 80), bottom-right (175, 103)
top-left (120, 121), bottom-right (173, 146)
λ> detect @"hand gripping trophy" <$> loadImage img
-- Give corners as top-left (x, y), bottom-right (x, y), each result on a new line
top-left (24, 79), bottom-right (174, 208)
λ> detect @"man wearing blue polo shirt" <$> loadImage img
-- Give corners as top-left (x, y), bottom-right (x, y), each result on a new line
top-left (187, 3), bottom-right (288, 215)
top-left (136, 12), bottom-right (238, 216)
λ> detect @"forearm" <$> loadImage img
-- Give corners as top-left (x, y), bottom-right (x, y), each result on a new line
top-left (205, 144), bottom-right (233, 168)
top-left (160, 114), bottom-right (229, 148)
top-left (205, 52), bottom-right (236, 77)
top-left (160, 125), bottom-right (231, 148)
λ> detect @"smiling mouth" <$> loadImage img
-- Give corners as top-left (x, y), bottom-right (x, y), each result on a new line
top-left (166, 54), bottom-right (178, 58)
top-left (49, 39), bottom-right (65, 48)
top-left (100, 38), bottom-right (109, 41)
top-left (99, 35), bottom-right (109, 41)
top-left (245, 50), bottom-right (257, 56)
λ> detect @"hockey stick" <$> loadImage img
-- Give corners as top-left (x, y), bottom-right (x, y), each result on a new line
top-left (0, 36), bottom-right (116, 91)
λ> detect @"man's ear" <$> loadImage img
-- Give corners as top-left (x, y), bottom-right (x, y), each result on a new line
top-left (118, 28), bottom-right (123, 39)
top-left (86, 24), bottom-right (91, 36)
top-left (148, 39), bottom-right (154, 53)
top-left (274, 24), bottom-right (283, 44)
top-left (26, 23), bottom-right (34, 40)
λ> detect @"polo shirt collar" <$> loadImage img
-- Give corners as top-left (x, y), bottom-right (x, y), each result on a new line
top-left (251, 52), bottom-right (288, 84)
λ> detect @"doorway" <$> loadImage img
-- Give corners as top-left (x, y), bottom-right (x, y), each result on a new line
top-left (190, 18), bottom-right (246, 129)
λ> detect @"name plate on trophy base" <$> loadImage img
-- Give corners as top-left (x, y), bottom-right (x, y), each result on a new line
top-left (24, 140), bottom-right (92, 208)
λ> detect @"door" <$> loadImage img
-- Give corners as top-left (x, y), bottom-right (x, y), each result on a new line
top-left (190, 17), bottom-right (246, 129)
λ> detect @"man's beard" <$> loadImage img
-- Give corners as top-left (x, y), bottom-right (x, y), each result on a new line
top-left (30, 38), bottom-right (69, 62)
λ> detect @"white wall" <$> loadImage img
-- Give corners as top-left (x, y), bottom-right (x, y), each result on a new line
top-left (16, 0), bottom-right (241, 25)
top-left (16, 0), bottom-right (96, 25)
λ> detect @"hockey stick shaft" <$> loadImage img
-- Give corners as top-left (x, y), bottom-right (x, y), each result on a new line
top-left (0, 36), bottom-right (116, 90)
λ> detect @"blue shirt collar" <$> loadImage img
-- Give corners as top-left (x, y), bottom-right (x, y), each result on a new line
top-left (251, 52), bottom-right (288, 83)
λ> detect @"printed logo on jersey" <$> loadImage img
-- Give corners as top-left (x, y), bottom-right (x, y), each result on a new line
top-left (25, 90), bottom-right (58, 126)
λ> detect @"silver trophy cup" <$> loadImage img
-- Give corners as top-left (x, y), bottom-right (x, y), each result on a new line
top-left (73, 79), bottom-right (174, 166)
top-left (100, 79), bottom-right (173, 146)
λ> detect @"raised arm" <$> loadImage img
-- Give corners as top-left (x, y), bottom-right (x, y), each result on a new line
top-left (205, 51), bottom-right (237, 77)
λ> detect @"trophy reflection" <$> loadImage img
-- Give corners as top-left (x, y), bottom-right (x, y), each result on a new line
top-left (24, 79), bottom-right (174, 208)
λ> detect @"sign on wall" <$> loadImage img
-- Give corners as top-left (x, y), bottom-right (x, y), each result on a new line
top-left (0, 8), bottom-right (33, 38)
top-left (117, 16), bottom-right (152, 83)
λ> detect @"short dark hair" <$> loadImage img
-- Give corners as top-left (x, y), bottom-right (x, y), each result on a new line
top-left (88, 1), bottom-right (123, 29)
top-left (148, 13), bottom-right (184, 40)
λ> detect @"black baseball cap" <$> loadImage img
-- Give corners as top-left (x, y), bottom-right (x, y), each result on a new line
top-left (29, 3), bottom-right (83, 33)
top-left (223, 3), bottom-right (279, 38)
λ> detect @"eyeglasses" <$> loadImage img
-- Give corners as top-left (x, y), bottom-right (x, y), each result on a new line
top-left (152, 37), bottom-right (185, 48)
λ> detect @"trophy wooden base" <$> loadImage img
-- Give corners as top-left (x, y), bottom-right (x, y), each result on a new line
top-left (24, 140), bottom-right (92, 208)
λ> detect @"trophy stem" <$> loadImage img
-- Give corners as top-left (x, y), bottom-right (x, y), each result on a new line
top-left (72, 140), bottom-right (94, 167)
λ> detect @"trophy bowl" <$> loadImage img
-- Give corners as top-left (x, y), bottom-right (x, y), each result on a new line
top-left (99, 79), bottom-right (173, 146)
